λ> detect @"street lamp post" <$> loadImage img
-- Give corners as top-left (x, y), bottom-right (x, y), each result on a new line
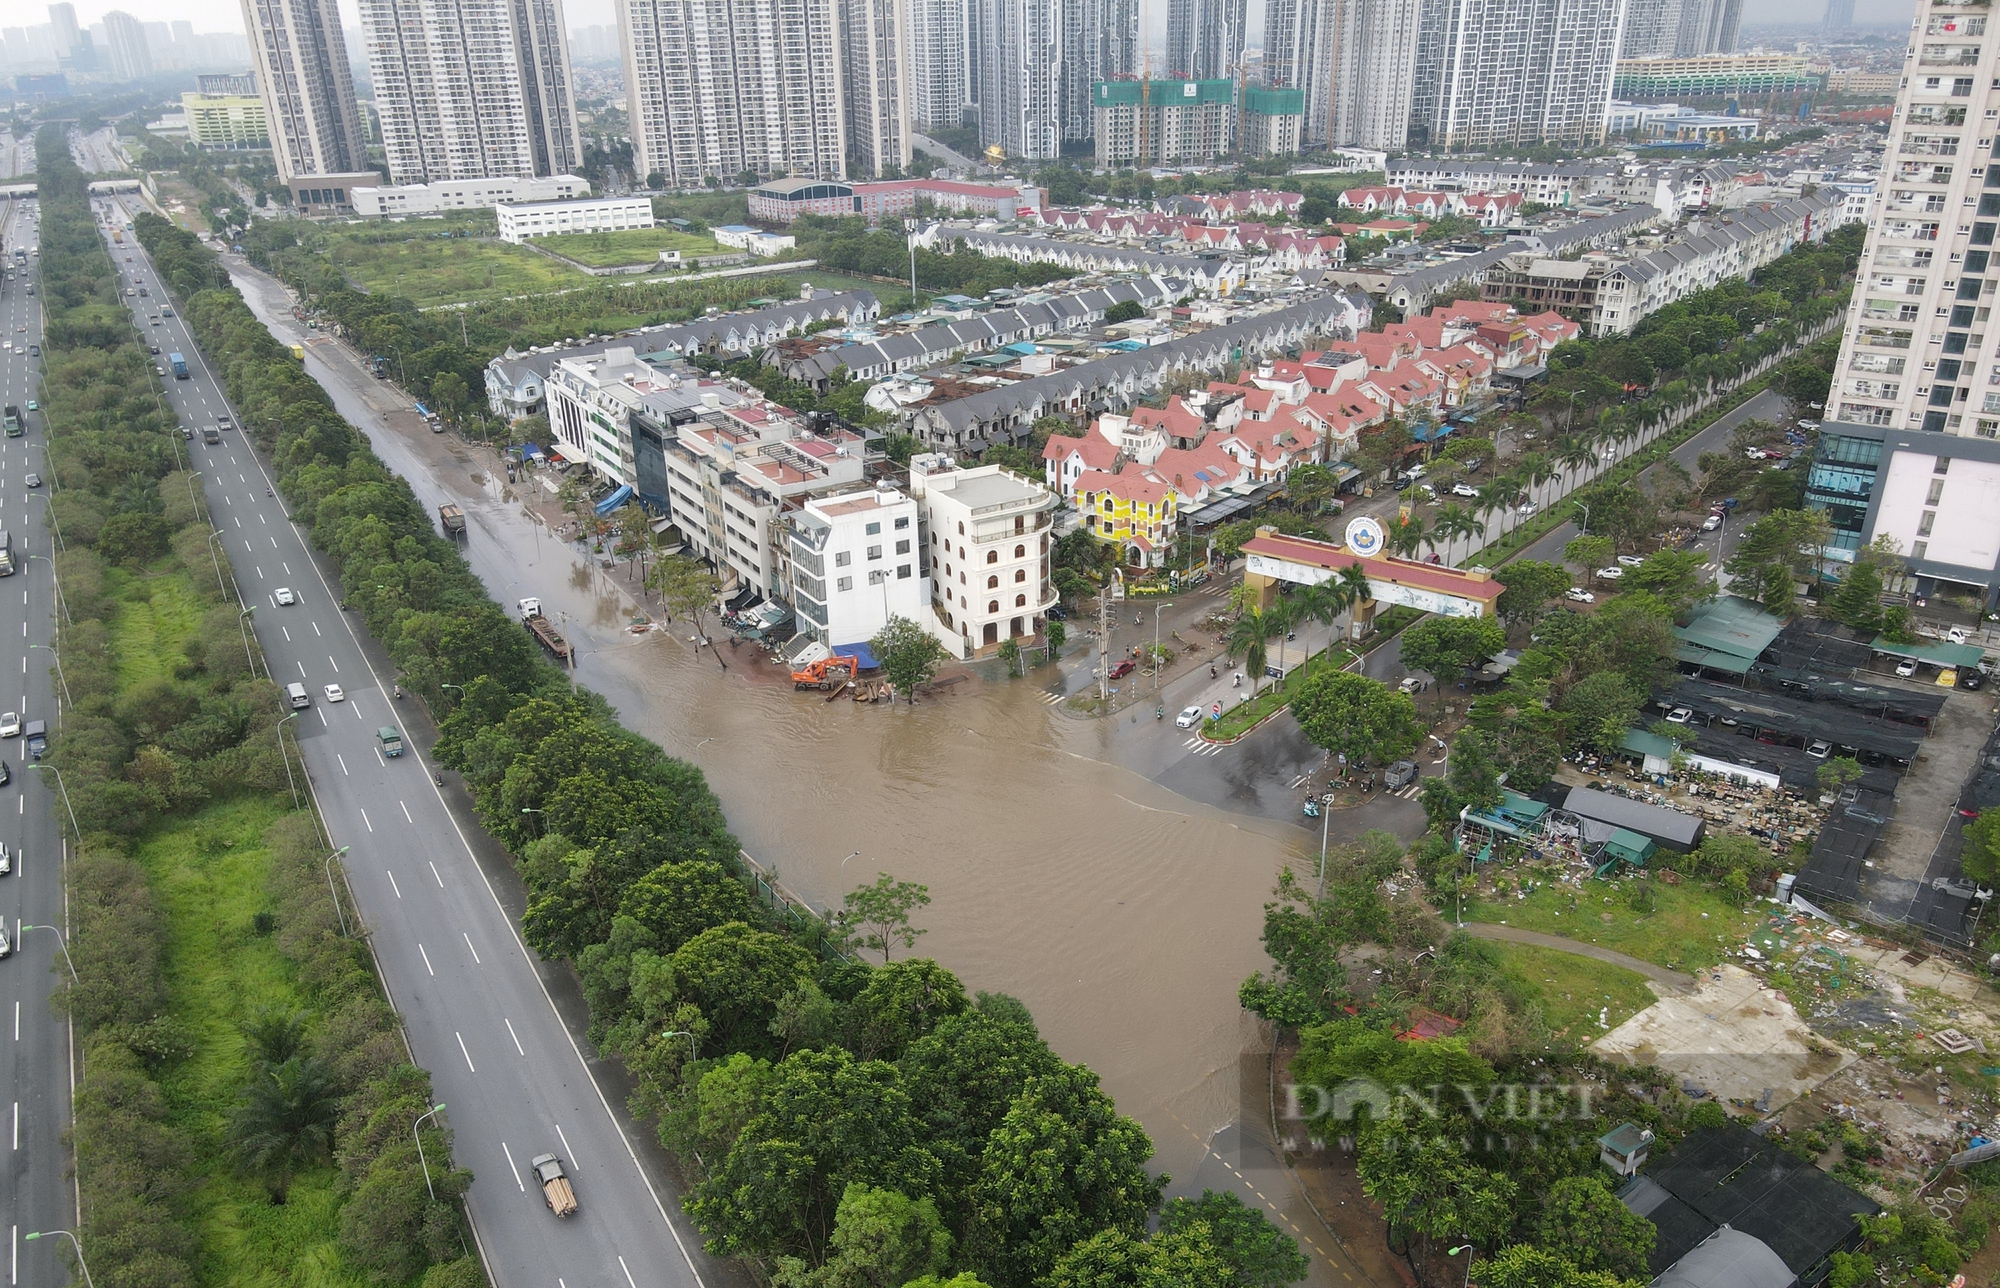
top-left (1445, 1245), bottom-right (1475, 1288)
top-left (662, 1029), bottom-right (699, 1060)
top-left (521, 807), bottom-right (545, 834)
top-left (25, 553), bottom-right (70, 626)
top-left (28, 643), bottom-right (70, 708)
top-left (24, 1229), bottom-right (94, 1288)
top-left (239, 606), bottom-right (258, 676)
top-left (205, 529), bottom-right (241, 607)
top-left (1152, 601), bottom-right (1174, 693)
top-left (22, 924), bottom-right (77, 982)
top-left (413, 1103), bottom-right (446, 1200)
top-left (27, 764), bottom-right (78, 840)
top-left (325, 845), bottom-right (351, 935)
top-left (1571, 499), bottom-right (1590, 539)
top-left (276, 711), bottom-right (301, 808)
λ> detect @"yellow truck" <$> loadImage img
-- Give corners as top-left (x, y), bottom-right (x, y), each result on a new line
top-left (289, 343), bottom-right (305, 361)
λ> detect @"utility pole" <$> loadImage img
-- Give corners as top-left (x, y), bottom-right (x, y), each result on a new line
top-left (1098, 568), bottom-right (1123, 703)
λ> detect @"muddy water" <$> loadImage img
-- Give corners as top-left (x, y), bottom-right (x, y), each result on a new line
top-left (603, 624), bottom-right (1300, 1184)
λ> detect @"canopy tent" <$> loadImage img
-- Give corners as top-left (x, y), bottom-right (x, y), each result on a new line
top-left (594, 484), bottom-right (634, 516)
top-left (1868, 636), bottom-right (1986, 669)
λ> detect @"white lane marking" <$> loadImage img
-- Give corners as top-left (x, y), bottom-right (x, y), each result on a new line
top-left (419, 943), bottom-right (432, 975)
top-left (400, 800), bottom-right (413, 823)
top-left (428, 861), bottom-right (443, 886)
top-left (555, 1123), bottom-right (576, 1169)
top-left (336, 754), bottom-right (348, 776)
top-left (455, 1031), bottom-right (476, 1073)
top-left (328, 656), bottom-right (338, 673)
top-left (296, 660), bottom-right (306, 677)
top-left (255, 567), bottom-right (263, 578)
top-left (505, 1017), bottom-right (525, 1055)
top-left (317, 707), bottom-right (327, 727)
top-left (9, 1103), bottom-right (14, 1151)
top-left (258, 513), bottom-right (266, 525)
top-left (281, 627), bottom-right (290, 642)
top-left (12, 1000), bottom-right (16, 1040)
top-left (283, 562), bottom-right (291, 574)
top-left (360, 808), bottom-right (373, 833)
top-left (621, 1257), bottom-right (639, 1288)
top-left (387, 870), bottom-right (402, 899)
top-left (312, 621), bottom-right (321, 636)
top-left (502, 1142), bottom-right (524, 1190)
top-left (463, 933), bottom-right (481, 965)
top-left (232, 516), bottom-right (240, 528)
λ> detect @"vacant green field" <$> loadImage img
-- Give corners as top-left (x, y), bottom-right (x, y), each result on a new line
top-left (1461, 877), bottom-right (1762, 972)
top-left (327, 233), bottom-right (582, 306)
top-left (1486, 941), bottom-right (1658, 1038)
top-left (108, 569), bottom-right (203, 689)
top-left (649, 191), bottom-right (750, 227)
top-left (536, 227), bottom-right (728, 267)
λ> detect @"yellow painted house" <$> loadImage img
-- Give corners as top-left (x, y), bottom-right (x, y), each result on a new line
top-left (1074, 468), bottom-right (1177, 567)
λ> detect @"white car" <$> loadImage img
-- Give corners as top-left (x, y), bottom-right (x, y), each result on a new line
top-left (1701, 514), bottom-right (1722, 532)
top-left (1516, 501), bottom-right (1537, 516)
top-left (324, 684), bottom-right (345, 703)
top-left (1399, 677), bottom-right (1422, 694)
top-left (1450, 482), bottom-right (1479, 498)
top-left (274, 587), bottom-right (296, 606)
top-left (1564, 587), bottom-right (1594, 603)
top-left (1806, 739), bottom-right (1831, 759)
top-left (1665, 707), bottom-right (1693, 724)
top-left (0, 844), bottom-right (12, 876)
top-left (1616, 554), bottom-right (1645, 568)
top-left (1948, 626), bottom-right (1971, 645)
top-left (0, 712), bottom-right (20, 738)
top-left (1596, 566), bottom-right (1625, 580)
top-left (1896, 657), bottom-right (1919, 678)
top-left (1176, 705), bottom-right (1203, 729)
top-left (0, 923), bottom-right (10, 958)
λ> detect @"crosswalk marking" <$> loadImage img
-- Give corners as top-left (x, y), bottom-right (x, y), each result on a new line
top-left (1039, 689), bottom-right (1065, 705)
top-left (1183, 736), bottom-right (1226, 757)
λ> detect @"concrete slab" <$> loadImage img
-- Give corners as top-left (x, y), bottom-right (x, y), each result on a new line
top-left (1591, 964), bottom-right (1854, 1112)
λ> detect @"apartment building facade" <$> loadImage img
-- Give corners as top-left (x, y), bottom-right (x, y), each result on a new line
top-left (841, 0), bottom-right (913, 178)
top-left (1409, 0), bottom-right (1625, 150)
top-left (617, 0), bottom-right (847, 188)
top-left (241, 0), bottom-right (370, 183)
top-left (908, 0), bottom-right (967, 131)
top-left (1092, 79), bottom-right (1236, 168)
top-left (181, 92), bottom-right (269, 147)
top-left (1164, 0), bottom-right (1247, 80)
top-left (495, 194), bottom-right (653, 241)
top-left (973, 0), bottom-right (1062, 160)
top-left (787, 485), bottom-right (927, 650)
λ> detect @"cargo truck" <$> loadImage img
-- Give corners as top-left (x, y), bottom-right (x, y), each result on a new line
top-left (1, 406), bottom-right (18, 436)
top-left (531, 1154), bottom-right (577, 1218)
top-left (169, 352), bottom-right (189, 379)
top-left (438, 504), bottom-right (466, 537)
top-left (289, 343), bottom-right (305, 361)
top-left (376, 726), bottom-right (403, 757)
top-left (517, 598), bottom-right (572, 663)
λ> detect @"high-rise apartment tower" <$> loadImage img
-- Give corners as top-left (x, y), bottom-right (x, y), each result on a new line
top-left (1409, 0), bottom-right (1626, 150)
top-left (240, 0), bottom-right (369, 180)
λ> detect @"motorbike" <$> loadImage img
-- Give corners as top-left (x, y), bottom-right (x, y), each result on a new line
top-left (1209, 664), bottom-right (1217, 679)
top-left (393, 683), bottom-right (402, 699)
top-left (1155, 705), bottom-right (1164, 721)
top-left (433, 772), bottom-right (443, 787)
top-left (266, 487), bottom-right (273, 497)
top-left (1232, 672), bottom-right (1242, 688)
top-left (1302, 800), bottom-right (1321, 818)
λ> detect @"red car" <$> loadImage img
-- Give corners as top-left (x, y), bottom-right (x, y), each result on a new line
top-left (1109, 659), bottom-right (1137, 679)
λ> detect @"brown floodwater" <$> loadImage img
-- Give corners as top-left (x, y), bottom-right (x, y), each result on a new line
top-left (602, 623), bottom-right (1302, 1183)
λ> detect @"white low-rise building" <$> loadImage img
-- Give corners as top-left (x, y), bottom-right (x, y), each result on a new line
top-left (496, 195), bottom-right (656, 243)
top-left (788, 485), bottom-right (927, 650)
top-left (713, 224), bottom-right (798, 256)
top-left (348, 175), bottom-right (590, 217)
top-left (909, 454), bottom-right (1058, 657)
top-left (544, 346), bottom-right (673, 486)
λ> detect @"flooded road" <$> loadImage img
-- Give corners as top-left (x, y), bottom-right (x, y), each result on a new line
top-left (229, 262), bottom-right (1391, 1288)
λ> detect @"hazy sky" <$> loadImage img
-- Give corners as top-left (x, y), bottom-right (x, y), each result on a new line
top-left (58, 0), bottom-right (1909, 54)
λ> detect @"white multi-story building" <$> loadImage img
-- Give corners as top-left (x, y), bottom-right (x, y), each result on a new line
top-left (101, 9), bottom-right (151, 79)
top-left (349, 173), bottom-right (587, 215)
top-left (908, 0), bottom-right (967, 132)
top-left (973, 0), bottom-right (1062, 160)
top-left (241, 0), bottom-right (371, 188)
top-left (910, 454), bottom-right (1058, 657)
top-left (617, 0), bottom-right (847, 189)
top-left (1059, 0), bottom-right (1139, 144)
top-left (1279, 0), bottom-right (1422, 152)
top-left (1620, 0), bottom-right (1742, 59)
top-left (181, 92), bottom-right (268, 147)
top-left (787, 485), bottom-right (927, 650)
top-left (545, 345), bottom-right (663, 484)
top-left (360, 0), bottom-right (579, 185)
top-left (841, 0), bottom-right (912, 178)
top-left (1409, 0), bottom-right (1625, 150)
top-left (496, 194), bottom-right (653, 242)
top-left (1164, 0), bottom-right (1246, 81)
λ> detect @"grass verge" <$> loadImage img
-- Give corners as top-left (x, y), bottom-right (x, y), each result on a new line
top-left (1485, 940), bottom-right (1658, 1038)
top-left (329, 234), bottom-right (581, 306)
top-left (1460, 878), bottom-right (1763, 971)
top-left (1204, 651), bottom-right (1357, 739)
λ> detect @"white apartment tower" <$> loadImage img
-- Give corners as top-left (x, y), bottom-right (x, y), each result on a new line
top-left (973, 0), bottom-right (1063, 160)
top-left (1060, 0), bottom-right (1140, 143)
top-left (240, 0), bottom-right (370, 180)
top-left (1621, 0), bottom-right (1739, 57)
top-left (618, 0), bottom-right (847, 188)
top-left (361, 0), bottom-right (580, 184)
top-left (1409, 0), bottom-right (1626, 150)
top-left (1164, 0), bottom-right (1246, 80)
top-left (908, 0), bottom-right (967, 132)
top-left (101, 10), bottom-right (151, 80)
top-left (842, 0), bottom-right (912, 177)
top-left (1267, 0), bottom-right (1421, 151)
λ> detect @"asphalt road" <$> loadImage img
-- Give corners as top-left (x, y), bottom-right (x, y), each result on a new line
top-left (102, 201), bottom-right (719, 1288)
top-left (0, 196), bottom-right (84, 1287)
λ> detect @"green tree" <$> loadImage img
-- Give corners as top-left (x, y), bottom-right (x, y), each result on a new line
top-left (1103, 300), bottom-right (1145, 325)
top-left (834, 872), bottom-right (932, 962)
top-left (1397, 616), bottom-right (1505, 689)
top-left (1622, 549), bottom-right (1715, 615)
top-left (1563, 533), bottom-right (1613, 573)
top-left (1825, 560), bottom-right (1885, 632)
top-left (1534, 1175), bottom-right (1656, 1279)
top-left (772, 1182), bottom-right (954, 1288)
top-left (1157, 1191), bottom-right (1309, 1288)
top-left (650, 553), bottom-right (720, 634)
top-left (1226, 608), bottom-right (1282, 695)
top-left (670, 922), bottom-right (817, 1055)
top-left (1475, 1245), bottom-right (1635, 1288)
top-left (872, 615), bottom-right (949, 703)
top-left (997, 637), bottom-right (1022, 676)
top-left (1290, 671), bottom-right (1422, 771)
top-left (1284, 465), bottom-right (1340, 515)
top-left (964, 1065), bottom-right (1164, 1288)
top-left (844, 958), bottom-right (967, 1058)
top-left (226, 1055), bottom-right (342, 1200)
top-left (1962, 807), bottom-right (2000, 884)
top-left (1495, 560), bottom-right (1573, 624)
top-left (1559, 670), bottom-right (1643, 753)
top-left (1816, 756), bottom-right (1864, 796)
top-left (1725, 509), bottom-right (1831, 617)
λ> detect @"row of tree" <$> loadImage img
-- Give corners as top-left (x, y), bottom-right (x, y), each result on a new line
top-left (36, 126), bottom-right (486, 1287)
top-left (140, 181), bottom-right (1316, 1288)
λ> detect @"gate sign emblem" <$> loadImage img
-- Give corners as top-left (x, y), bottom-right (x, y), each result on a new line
top-left (1344, 515), bottom-right (1385, 558)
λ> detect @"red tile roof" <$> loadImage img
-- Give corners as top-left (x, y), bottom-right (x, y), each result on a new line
top-left (1241, 531), bottom-right (1505, 609)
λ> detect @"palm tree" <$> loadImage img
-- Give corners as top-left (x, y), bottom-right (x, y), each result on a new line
top-left (1386, 514), bottom-right (1426, 559)
top-left (1432, 502), bottom-right (1479, 564)
top-left (1518, 451), bottom-right (1557, 508)
top-left (1297, 579), bottom-right (1351, 672)
top-left (1555, 436), bottom-right (1596, 489)
top-left (228, 1055), bottom-right (342, 1199)
top-left (1227, 607), bottom-right (1280, 696)
top-left (1335, 561), bottom-right (1373, 637)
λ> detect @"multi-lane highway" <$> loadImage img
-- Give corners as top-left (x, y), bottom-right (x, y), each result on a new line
top-left (96, 204), bottom-right (719, 1287)
top-left (0, 195), bottom-right (83, 1287)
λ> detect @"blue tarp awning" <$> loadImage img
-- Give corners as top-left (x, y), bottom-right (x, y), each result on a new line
top-left (413, 401), bottom-right (430, 416)
top-left (595, 484), bottom-right (634, 516)
top-left (834, 641), bottom-right (880, 670)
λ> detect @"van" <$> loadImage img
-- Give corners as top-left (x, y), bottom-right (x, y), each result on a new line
top-left (287, 683), bottom-right (310, 709)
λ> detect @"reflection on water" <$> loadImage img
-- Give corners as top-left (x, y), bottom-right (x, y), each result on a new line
top-left (598, 630), bottom-right (1304, 1186)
